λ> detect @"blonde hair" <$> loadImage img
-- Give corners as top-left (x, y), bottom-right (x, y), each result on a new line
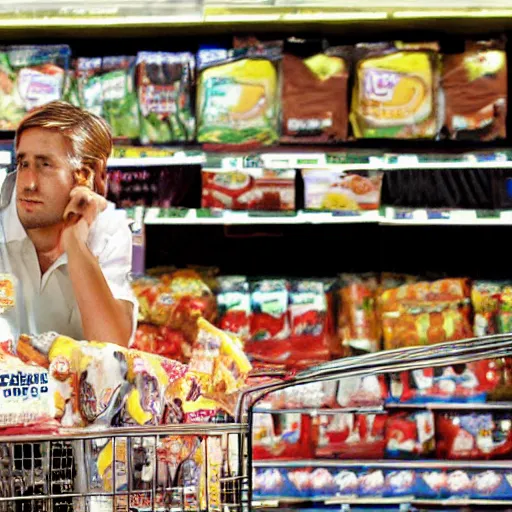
top-left (15, 101), bottom-right (113, 196)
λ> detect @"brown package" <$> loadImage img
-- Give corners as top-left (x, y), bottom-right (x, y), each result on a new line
top-left (443, 40), bottom-right (507, 141)
top-left (281, 42), bottom-right (349, 143)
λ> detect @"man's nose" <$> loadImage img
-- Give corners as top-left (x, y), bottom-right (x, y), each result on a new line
top-left (22, 167), bottom-right (38, 192)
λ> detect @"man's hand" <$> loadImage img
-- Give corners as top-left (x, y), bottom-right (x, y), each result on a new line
top-left (61, 186), bottom-right (107, 251)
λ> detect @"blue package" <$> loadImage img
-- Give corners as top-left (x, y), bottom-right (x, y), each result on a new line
top-left (332, 467), bottom-right (360, 496)
top-left (384, 469), bottom-right (417, 497)
top-left (471, 469), bottom-right (512, 499)
top-left (414, 468), bottom-right (445, 499)
top-left (253, 468), bottom-right (288, 498)
top-left (358, 468), bottom-right (386, 497)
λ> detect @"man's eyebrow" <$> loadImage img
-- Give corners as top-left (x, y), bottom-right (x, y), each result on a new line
top-left (16, 153), bottom-right (54, 161)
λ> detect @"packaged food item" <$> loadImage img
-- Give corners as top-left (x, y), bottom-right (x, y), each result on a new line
top-left (499, 285), bottom-right (512, 334)
top-left (358, 468), bottom-right (386, 496)
top-left (253, 468), bottom-right (287, 497)
top-left (102, 56), bottom-right (140, 141)
top-left (250, 279), bottom-right (290, 342)
top-left (436, 411), bottom-right (512, 459)
top-left (75, 57), bottom-right (103, 117)
top-left (0, 346), bottom-right (55, 427)
top-left (338, 274), bottom-right (380, 353)
top-left (350, 42), bottom-right (440, 139)
top-left (315, 413), bottom-right (387, 459)
top-left (387, 359), bottom-right (501, 404)
top-left (385, 411), bottom-right (435, 458)
top-left (253, 412), bottom-right (313, 460)
top-left (201, 168), bottom-right (296, 211)
top-left (303, 169), bottom-right (383, 211)
top-left (472, 281), bottom-right (503, 336)
top-left (217, 276), bottom-right (251, 341)
top-left (380, 278), bottom-right (473, 350)
top-left (384, 470), bottom-right (417, 497)
top-left (336, 374), bottom-right (388, 408)
top-left (196, 42), bottom-right (281, 148)
top-left (281, 39), bottom-right (349, 143)
top-left (0, 45), bottom-right (70, 130)
top-left (443, 39), bottom-right (507, 140)
top-left (136, 51), bottom-right (195, 144)
top-left (132, 323), bottom-right (188, 362)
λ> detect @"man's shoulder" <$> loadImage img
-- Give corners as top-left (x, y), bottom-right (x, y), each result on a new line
top-left (89, 203), bottom-right (132, 242)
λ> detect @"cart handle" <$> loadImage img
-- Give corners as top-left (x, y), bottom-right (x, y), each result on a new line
top-left (234, 333), bottom-right (512, 421)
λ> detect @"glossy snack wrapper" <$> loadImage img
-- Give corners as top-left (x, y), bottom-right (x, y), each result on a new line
top-left (75, 57), bottom-right (103, 117)
top-left (350, 42), bottom-right (440, 139)
top-left (338, 274), bottom-right (380, 354)
top-left (436, 411), bottom-right (512, 460)
top-left (201, 168), bottom-right (296, 211)
top-left (132, 323), bottom-right (189, 361)
top-left (136, 52), bottom-right (195, 144)
top-left (471, 281), bottom-right (504, 336)
top-left (217, 276), bottom-right (251, 342)
top-left (443, 39), bottom-right (507, 141)
top-left (380, 278), bottom-right (473, 350)
top-left (196, 42), bottom-right (281, 148)
top-left (102, 55), bottom-right (140, 141)
top-left (0, 45), bottom-right (70, 130)
top-left (281, 40), bottom-right (349, 143)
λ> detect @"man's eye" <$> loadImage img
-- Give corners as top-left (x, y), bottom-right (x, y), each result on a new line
top-left (18, 161), bottom-right (28, 169)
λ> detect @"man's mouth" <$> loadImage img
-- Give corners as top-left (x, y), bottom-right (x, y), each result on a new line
top-left (19, 198), bottom-right (43, 204)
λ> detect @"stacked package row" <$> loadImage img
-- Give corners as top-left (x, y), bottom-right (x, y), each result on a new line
top-left (132, 270), bottom-right (512, 369)
top-left (0, 39), bottom-right (506, 144)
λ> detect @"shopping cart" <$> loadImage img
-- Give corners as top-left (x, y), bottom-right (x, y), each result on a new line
top-left (0, 333), bottom-right (512, 511)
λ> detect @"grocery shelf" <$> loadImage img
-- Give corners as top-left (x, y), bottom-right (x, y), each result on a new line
top-left (386, 401), bottom-right (512, 411)
top-left (144, 208), bottom-right (381, 225)
top-left (381, 208), bottom-right (512, 226)
top-left (252, 406), bottom-right (385, 415)
top-left (108, 154), bottom-right (205, 167)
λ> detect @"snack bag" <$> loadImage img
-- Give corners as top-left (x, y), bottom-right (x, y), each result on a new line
top-left (436, 411), bottom-right (512, 459)
top-left (102, 56), bottom-right (140, 141)
top-left (136, 52), bottom-right (195, 144)
top-left (196, 42), bottom-right (281, 148)
top-left (472, 281), bottom-right (503, 336)
top-left (0, 346), bottom-right (55, 428)
top-left (385, 411), bottom-right (435, 458)
top-left (0, 45), bottom-right (70, 130)
top-left (201, 168), bottom-right (296, 211)
top-left (387, 359), bottom-right (501, 404)
top-left (281, 39), bottom-right (349, 143)
top-left (380, 278), bottom-right (473, 350)
top-left (350, 42), bottom-right (439, 139)
top-left (336, 374), bottom-right (388, 408)
top-left (443, 40), bottom-right (507, 140)
top-left (303, 169), bottom-right (383, 211)
top-left (132, 323), bottom-right (189, 362)
top-left (217, 276), bottom-right (251, 341)
top-left (499, 285), bottom-right (512, 333)
top-left (315, 413), bottom-right (387, 459)
top-left (338, 274), bottom-right (380, 353)
top-left (75, 57), bottom-right (103, 117)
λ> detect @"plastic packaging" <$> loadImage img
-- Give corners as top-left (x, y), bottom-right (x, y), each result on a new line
top-left (196, 42), bottom-right (281, 148)
top-left (350, 42), bottom-right (440, 139)
top-left (443, 39), bottom-right (507, 140)
top-left (303, 169), bottom-right (383, 211)
top-left (136, 52), bottom-right (195, 144)
top-left (281, 39), bottom-right (349, 143)
top-left (75, 57), bottom-right (103, 117)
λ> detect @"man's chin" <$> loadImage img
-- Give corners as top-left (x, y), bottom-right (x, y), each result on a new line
top-left (20, 215), bottom-right (62, 231)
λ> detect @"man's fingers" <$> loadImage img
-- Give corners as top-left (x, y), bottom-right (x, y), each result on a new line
top-left (64, 188), bottom-right (107, 223)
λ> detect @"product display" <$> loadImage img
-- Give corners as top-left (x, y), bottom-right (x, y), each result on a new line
top-left (201, 168), bottom-right (296, 210)
top-left (281, 39), bottom-right (349, 143)
top-left (303, 169), bottom-right (383, 211)
top-left (196, 42), bottom-right (281, 148)
top-left (350, 42), bottom-right (440, 139)
top-left (442, 40), bottom-right (507, 141)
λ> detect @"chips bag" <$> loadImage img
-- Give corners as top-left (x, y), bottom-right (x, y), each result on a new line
top-left (350, 42), bottom-right (440, 139)
top-left (196, 41), bottom-right (281, 148)
top-left (75, 57), bottom-right (103, 117)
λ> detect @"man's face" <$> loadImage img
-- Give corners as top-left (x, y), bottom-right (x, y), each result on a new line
top-left (16, 127), bottom-right (75, 230)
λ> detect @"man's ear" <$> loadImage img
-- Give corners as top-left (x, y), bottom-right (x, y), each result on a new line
top-left (73, 167), bottom-right (95, 190)
top-left (92, 160), bottom-right (108, 197)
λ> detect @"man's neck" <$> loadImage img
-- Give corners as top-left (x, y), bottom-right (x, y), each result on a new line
top-left (26, 224), bottom-right (65, 274)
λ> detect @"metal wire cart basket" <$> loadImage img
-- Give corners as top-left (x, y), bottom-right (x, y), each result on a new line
top-left (0, 333), bottom-right (510, 511)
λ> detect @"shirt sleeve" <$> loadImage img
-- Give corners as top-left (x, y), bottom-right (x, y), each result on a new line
top-left (88, 206), bottom-right (139, 345)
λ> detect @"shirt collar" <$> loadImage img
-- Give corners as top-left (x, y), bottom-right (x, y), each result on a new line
top-left (1, 172), bottom-right (27, 244)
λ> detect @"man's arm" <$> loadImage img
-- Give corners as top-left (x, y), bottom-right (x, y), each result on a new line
top-left (65, 229), bottom-right (133, 347)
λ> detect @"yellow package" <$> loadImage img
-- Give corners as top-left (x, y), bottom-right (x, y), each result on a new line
top-left (196, 44), bottom-right (280, 146)
top-left (351, 42), bottom-right (439, 139)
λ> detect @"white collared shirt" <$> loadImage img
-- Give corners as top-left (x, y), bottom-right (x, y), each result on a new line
top-left (0, 172), bottom-right (138, 343)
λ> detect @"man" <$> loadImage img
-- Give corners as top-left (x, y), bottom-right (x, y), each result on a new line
top-left (0, 101), bottom-right (137, 347)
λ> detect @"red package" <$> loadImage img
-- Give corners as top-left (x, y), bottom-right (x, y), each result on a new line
top-left (314, 413), bottom-right (387, 459)
top-left (132, 324), bottom-right (190, 362)
top-left (336, 374), bottom-right (388, 408)
top-left (252, 412), bottom-right (314, 460)
top-left (436, 411), bottom-right (512, 460)
top-left (388, 360), bottom-right (501, 404)
top-left (201, 168), bottom-right (296, 211)
top-left (385, 411), bottom-right (435, 458)
top-left (217, 276), bottom-right (251, 342)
